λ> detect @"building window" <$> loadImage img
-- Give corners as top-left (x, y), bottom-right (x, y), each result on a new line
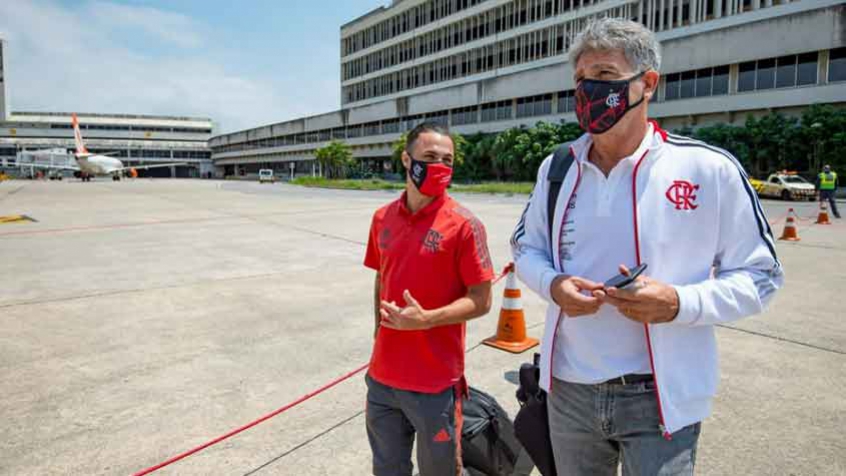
top-left (535, 94), bottom-right (553, 116)
top-left (738, 61), bottom-right (756, 92)
top-left (363, 122), bottom-right (381, 136)
top-left (679, 70), bottom-right (695, 98)
top-left (496, 100), bottom-right (512, 121)
top-left (797, 52), bottom-right (818, 86)
top-left (452, 105), bottom-right (478, 125)
top-left (404, 114), bottom-right (424, 131)
top-left (557, 90), bottom-right (576, 113)
top-left (665, 74), bottom-right (680, 101)
top-left (517, 94), bottom-right (552, 118)
top-left (382, 119), bottom-right (400, 134)
top-left (665, 64), bottom-right (730, 101)
top-left (775, 55), bottom-right (796, 89)
top-left (481, 102), bottom-right (497, 123)
top-left (756, 58), bottom-right (775, 90)
top-left (712, 66), bottom-right (729, 95)
top-left (516, 97), bottom-right (531, 118)
top-left (481, 100), bottom-right (511, 123)
top-left (347, 125), bottom-right (362, 138)
top-left (829, 47), bottom-right (846, 82)
top-left (694, 68), bottom-right (712, 97)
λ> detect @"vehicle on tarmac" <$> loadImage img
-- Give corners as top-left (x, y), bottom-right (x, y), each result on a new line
top-left (259, 169), bottom-right (275, 183)
top-left (754, 171), bottom-right (816, 201)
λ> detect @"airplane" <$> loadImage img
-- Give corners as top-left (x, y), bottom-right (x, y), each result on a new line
top-left (20, 113), bottom-right (188, 182)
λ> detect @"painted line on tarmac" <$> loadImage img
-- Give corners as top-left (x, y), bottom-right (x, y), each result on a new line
top-left (240, 320), bottom-right (835, 473)
top-left (0, 184), bottom-right (25, 202)
top-left (0, 207), bottom-right (373, 238)
top-left (0, 269), bottom-right (330, 310)
top-left (241, 410), bottom-right (365, 476)
top-left (245, 219), bottom-right (366, 247)
top-left (778, 241), bottom-right (845, 252)
top-left (238, 321), bottom-right (544, 474)
top-left (717, 324), bottom-right (846, 356)
top-left (0, 215), bottom-right (250, 237)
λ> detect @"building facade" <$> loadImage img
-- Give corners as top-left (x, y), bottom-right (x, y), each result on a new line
top-left (0, 112), bottom-right (214, 177)
top-left (0, 38), bottom-right (214, 178)
top-left (209, 0), bottom-right (846, 177)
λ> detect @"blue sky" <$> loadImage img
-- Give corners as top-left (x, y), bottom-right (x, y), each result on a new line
top-left (0, 0), bottom-right (385, 132)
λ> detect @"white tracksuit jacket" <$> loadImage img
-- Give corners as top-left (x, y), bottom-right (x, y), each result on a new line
top-left (510, 124), bottom-right (784, 437)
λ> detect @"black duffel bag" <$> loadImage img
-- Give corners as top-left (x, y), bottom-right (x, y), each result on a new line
top-left (513, 353), bottom-right (557, 476)
top-left (462, 386), bottom-right (535, 476)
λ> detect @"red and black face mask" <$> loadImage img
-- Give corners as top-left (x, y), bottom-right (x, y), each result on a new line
top-left (575, 72), bottom-right (646, 134)
top-left (408, 156), bottom-right (452, 196)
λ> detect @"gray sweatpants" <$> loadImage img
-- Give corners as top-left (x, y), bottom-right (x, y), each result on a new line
top-left (365, 374), bottom-right (464, 476)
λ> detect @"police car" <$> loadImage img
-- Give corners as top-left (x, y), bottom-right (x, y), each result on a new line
top-left (754, 171), bottom-right (816, 201)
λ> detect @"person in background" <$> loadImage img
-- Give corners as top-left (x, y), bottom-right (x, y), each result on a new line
top-left (816, 164), bottom-right (840, 218)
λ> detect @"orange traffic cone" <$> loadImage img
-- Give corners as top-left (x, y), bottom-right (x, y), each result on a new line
top-left (779, 209), bottom-right (800, 241)
top-left (816, 201), bottom-right (831, 225)
top-left (483, 265), bottom-right (539, 354)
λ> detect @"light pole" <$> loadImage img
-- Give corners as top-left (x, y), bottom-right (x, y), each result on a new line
top-left (811, 122), bottom-right (823, 174)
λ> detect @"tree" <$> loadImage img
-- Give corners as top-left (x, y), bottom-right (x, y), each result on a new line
top-left (801, 104), bottom-right (846, 173)
top-left (492, 121), bottom-right (583, 181)
top-left (456, 133), bottom-right (497, 181)
top-left (685, 123), bottom-right (753, 172)
top-left (315, 140), bottom-right (354, 179)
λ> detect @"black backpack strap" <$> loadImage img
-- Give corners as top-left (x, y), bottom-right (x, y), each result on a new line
top-left (546, 145), bottom-right (575, 245)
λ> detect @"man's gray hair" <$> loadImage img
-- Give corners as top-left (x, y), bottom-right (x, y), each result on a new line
top-left (569, 18), bottom-right (662, 73)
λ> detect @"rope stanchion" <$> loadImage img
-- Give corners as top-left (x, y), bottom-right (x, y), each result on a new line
top-left (132, 363), bottom-right (369, 476)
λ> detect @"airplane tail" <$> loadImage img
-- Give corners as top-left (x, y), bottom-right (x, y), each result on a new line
top-left (71, 113), bottom-right (89, 155)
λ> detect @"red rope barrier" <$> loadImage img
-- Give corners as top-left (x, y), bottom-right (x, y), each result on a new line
top-left (133, 263), bottom-right (518, 474)
top-left (492, 262), bottom-right (515, 285)
top-left (132, 363), bottom-right (369, 476)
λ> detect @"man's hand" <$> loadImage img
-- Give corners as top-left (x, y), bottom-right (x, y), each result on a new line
top-left (594, 265), bottom-right (679, 324)
top-left (380, 290), bottom-right (431, 331)
top-left (550, 275), bottom-right (604, 317)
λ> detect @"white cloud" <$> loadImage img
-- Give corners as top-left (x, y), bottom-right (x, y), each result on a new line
top-left (87, 1), bottom-right (206, 49)
top-left (0, 0), bottom-right (330, 133)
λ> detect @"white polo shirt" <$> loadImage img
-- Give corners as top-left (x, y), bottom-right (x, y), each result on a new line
top-left (553, 125), bottom-right (656, 384)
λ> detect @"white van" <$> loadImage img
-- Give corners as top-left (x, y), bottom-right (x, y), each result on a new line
top-left (258, 169), bottom-right (275, 183)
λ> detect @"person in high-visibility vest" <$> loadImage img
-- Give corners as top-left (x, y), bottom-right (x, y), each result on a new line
top-left (816, 164), bottom-right (841, 219)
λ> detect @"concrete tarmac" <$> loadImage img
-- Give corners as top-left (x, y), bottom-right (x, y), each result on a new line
top-left (0, 179), bottom-right (843, 475)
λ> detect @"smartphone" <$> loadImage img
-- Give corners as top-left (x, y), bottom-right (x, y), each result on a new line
top-left (604, 263), bottom-right (648, 289)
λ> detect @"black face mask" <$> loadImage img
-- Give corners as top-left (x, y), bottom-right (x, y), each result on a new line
top-left (575, 71), bottom-right (646, 134)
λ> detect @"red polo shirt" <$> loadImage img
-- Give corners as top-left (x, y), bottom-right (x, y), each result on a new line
top-left (364, 192), bottom-right (495, 393)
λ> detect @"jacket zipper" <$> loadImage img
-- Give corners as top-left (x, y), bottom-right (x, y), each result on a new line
top-left (548, 155), bottom-right (582, 388)
top-left (632, 150), bottom-right (672, 441)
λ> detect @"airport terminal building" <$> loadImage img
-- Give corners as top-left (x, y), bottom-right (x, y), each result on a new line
top-left (209, 0), bottom-right (846, 178)
top-left (0, 38), bottom-right (214, 178)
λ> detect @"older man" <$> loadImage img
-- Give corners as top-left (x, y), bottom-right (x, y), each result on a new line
top-left (511, 19), bottom-right (784, 475)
